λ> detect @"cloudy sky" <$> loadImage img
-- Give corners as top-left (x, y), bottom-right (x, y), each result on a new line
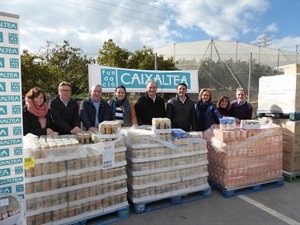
top-left (1, 0), bottom-right (299, 55)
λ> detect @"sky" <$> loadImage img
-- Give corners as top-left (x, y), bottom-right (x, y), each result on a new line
top-left (1, 0), bottom-right (300, 56)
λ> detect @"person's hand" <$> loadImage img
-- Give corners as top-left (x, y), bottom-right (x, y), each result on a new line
top-left (71, 126), bottom-right (81, 134)
top-left (235, 118), bottom-right (241, 124)
top-left (88, 127), bottom-right (98, 133)
top-left (131, 124), bottom-right (138, 129)
top-left (46, 128), bottom-right (58, 135)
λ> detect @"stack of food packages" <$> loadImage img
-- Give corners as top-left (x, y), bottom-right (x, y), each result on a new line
top-left (272, 119), bottom-right (300, 173)
top-left (23, 122), bottom-right (128, 225)
top-left (123, 118), bottom-right (210, 204)
top-left (206, 117), bottom-right (283, 189)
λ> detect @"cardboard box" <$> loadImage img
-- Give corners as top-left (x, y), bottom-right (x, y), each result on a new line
top-left (257, 74), bottom-right (300, 113)
top-left (284, 63), bottom-right (300, 75)
top-left (272, 119), bottom-right (300, 135)
top-left (282, 152), bottom-right (300, 173)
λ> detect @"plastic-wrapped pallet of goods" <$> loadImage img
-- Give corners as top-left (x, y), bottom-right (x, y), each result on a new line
top-left (207, 123), bottom-right (283, 190)
top-left (123, 127), bottom-right (210, 211)
top-left (23, 133), bottom-right (128, 225)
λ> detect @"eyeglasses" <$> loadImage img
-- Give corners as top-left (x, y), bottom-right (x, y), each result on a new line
top-left (60, 89), bottom-right (71, 92)
top-left (202, 94), bottom-right (210, 97)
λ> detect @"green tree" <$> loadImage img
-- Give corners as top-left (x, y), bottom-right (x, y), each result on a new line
top-left (21, 41), bottom-right (92, 97)
top-left (97, 39), bottom-right (130, 68)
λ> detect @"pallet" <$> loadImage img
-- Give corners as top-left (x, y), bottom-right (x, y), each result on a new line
top-left (77, 206), bottom-right (129, 225)
top-left (131, 187), bottom-right (211, 214)
top-left (283, 171), bottom-right (300, 182)
top-left (209, 178), bottom-right (284, 198)
top-left (256, 111), bottom-right (300, 121)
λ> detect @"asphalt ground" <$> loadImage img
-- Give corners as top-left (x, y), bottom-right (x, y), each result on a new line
top-left (88, 179), bottom-right (300, 225)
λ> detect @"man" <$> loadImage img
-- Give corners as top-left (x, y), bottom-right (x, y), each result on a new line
top-left (49, 81), bottom-right (81, 135)
top-left (134, 80), bottom-right (166, 125)
top-left (80, 84), bottom-right (110, 132)
top-left (166, 83), bottom-right (196, 131)
top-left (229, 87), bottom-right (253, 124)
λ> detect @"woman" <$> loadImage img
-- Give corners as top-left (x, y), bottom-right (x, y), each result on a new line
top-left (109, 85), bottom-right (137, 127)
top-left (216, 96), bottom-right (230, 116)
top-left (195, 88), bottom-right (222, 131)
top-left (23, 87), bottom-right (57, 136)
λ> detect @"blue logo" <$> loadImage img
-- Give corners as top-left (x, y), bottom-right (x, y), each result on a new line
top-left (0, 138), bottom-right (22, 146)
top-left (0, 128), bottom-right (8, 137)
top-left (0, 176), bottom-right (23, 185)
top-left (11, 82), bottom-right (20, 92)
top-left (101, 69), bottom-right (117, 88)
top-left (0, 95), bottom-right (20, 102)
top-left (0, 20), bottom-right (18, 30)
top-left (15, 166), bottom-right (23, 175)
top-left (100, 67), bottom-right (191, 90)
top-left (8, 33), bottom-right (18, 44)
top-left (14, 147), bottom-right (22, 156)
top-left (0, 148), bottom-right (10, 158)
top-left (10, 58), bottom-right (19, 68)
top-left (0, 186), bottom-right (12, 194)
top-left (16, 184), bottom-right (24, 193)
top-left (0, 105), bottom-right (7, 115)
top-left (0, 82), bottom-right (6, 92)
top-left (0, 57), bottom-right (4, 68)
top-left (0, 168), bottom-right (11, 177)
top-left (12, 105), bottom-right (21, 114)
top-left (0, 71), bottom-right (20, 79)
top-left (13, 126), bottom-right (22, 135)
top-left (0, 47), bottom-right (18, 55)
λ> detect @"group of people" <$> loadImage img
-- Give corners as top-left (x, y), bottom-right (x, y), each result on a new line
top-left (22, 80), bottom-right (252, 136)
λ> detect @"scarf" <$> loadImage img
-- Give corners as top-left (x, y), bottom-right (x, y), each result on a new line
top-left (115, 97), bottom-right (126, 107)
top-left (25, 97), bottom-right (48, 128)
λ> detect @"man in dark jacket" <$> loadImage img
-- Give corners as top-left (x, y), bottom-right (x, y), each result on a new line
top-left (49, 81), bottom-right (81, 135)
top-left (166, 83), bottom-right (196, 131)
top-left (80, 84), bottom-right (111, 132)
top-left (134, 80), bottom-right (166, 126)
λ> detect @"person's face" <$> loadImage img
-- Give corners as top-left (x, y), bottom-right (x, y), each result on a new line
top-left (236, 90), bottom-right (246, 102)
top-left (177, 85), bottom-right (187, 98)
top-left (59, 85), bottom-right (72, 101)
top-left (201, 91), bottom-right (211, 103)
top-left (115, 87), bottom-right (126, 100)
top-left (90, 86), bottom-right (102, 102)
top-left (220, 98), bottom-right (229, 108)
top-left (34, 93), bottom-right (44, 107)
top-left (147, 82), bottom-right (157, 98)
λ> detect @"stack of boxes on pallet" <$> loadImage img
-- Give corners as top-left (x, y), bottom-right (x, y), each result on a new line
top-left (207, 120), bottom-right (283, 189)
top-left (257, 63), bottom-right (300, 178)
top-left (123, 118), bottom-right (210, 207)
top-left (24, 124), bottom-right (128, 225)
top-left (272, 120), bottom-right (300, 174)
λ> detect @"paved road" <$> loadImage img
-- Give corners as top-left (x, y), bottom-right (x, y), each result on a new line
top-left (88, 180), bottom-right (300, 225)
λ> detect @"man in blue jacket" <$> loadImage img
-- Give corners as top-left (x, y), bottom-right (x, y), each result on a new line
top-left (80, 84), bottom-right (111, 132)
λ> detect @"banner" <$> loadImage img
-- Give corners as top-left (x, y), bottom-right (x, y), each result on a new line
top-left (88, 65), bottom-right (199, 93)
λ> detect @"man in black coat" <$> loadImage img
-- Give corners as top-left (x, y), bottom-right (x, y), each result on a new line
top-left (166, 83), bottom-right (196, 131)
top-left (49, 81), bottom-right (81, 135)
top-left (134, 80), bottom-right (166, 126)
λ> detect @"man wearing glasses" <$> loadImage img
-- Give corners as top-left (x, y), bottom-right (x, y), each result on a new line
top-left (49, 81), bottom-right (81, 134)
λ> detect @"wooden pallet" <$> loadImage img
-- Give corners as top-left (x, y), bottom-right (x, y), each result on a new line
top-left (283, 171), bottom-right (300, 182)
top-left (73, 206), bottom-right (130, 225)
top-left (256, 111), bottom-right (300, 121)
top-left (131, 187), bottom-right (211, 214)
top-left (209, 178), bottom-right (284, 198)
